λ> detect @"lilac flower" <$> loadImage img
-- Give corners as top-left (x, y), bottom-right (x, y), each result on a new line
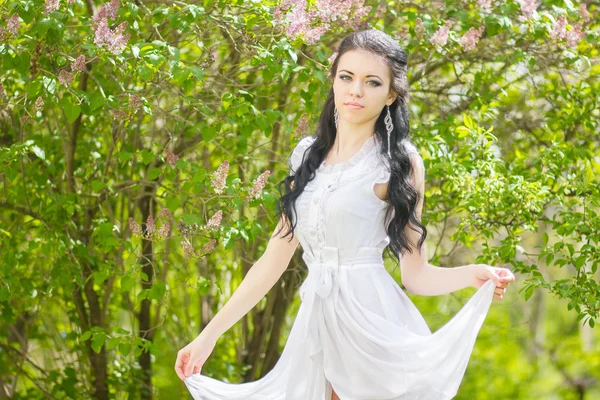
top-left (205, 210), bottom-right (222, 232)
top-left (296, 114), bottom-right (309, 138)
top-left (33, 96), bottom-right (44, 111)
top-left (477, 0), bottom-right (493, 9)
top-left (181, 239), bottom-right (195, 258)
top-left (71, 55), bottom-right (86, 72)
top-left (414, 17), bottom-right (426, 39)
top-left (459, 26), bottom-right (485, 51)
top-left (111, 109), bottom-right (126, 119)
top-left (430, 21), bottom-right (454, 48)
top-left (7, 13), bottom-right (20, 35)
top-left (128, 217), bottom-right (143, 235)
top-left (44, 0), bottom-right (60, 15)
top-left (210, 160), bottom-right (229, 194)
top-left (58, 69), bottom-right (72, 86)
top-left (156, 221), bottom-right (171, 240)
top-left (200, 239), bottom-right (216, 256)
top-left (248, 170), bottom-right (271, 200)
top-left (0, 27), bottom-right (6, 41)
top-left (146, 215), bottom-right (156, 236)
top-left (159, 208), bottom-right (172, 221)
top-left (550, 15), bottom-right (567, 40)
top-left (92, 0), bottom-right (130, 55)
top-left (0, 82), bottom-right (5, 99)
top-left (129, 94), bottom-right (142, 110)
top-left (164, 149), bottom-right (179, 168)
top-left (566, 22), bottom-right (585, 46)
top-left (517, 0), bottom-right (537, 20)
top-left (580, 4), bottom-right (591, 23)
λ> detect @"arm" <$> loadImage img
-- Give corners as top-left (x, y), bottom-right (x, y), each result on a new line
top-left (400, 151), bottom-right (474, 296)
top-left (199, 215), bottom-right (299, 340)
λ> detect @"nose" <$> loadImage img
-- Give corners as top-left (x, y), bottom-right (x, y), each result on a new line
top-left (349, 81), bottom-right (364, 98)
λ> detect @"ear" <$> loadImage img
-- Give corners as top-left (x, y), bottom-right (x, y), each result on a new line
top-left (387, 90), bottom-right (398, 106)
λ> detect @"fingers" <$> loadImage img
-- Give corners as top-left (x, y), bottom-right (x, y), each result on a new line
top-left (175, 351), bottom-right (189, 381)
top-left (184, 358), bottom-right (196, 378)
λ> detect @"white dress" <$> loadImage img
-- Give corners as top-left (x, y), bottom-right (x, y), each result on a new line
top-left (185, 134), bottom-right (496, 400)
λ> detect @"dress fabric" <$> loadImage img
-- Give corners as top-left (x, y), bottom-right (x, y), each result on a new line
top-left (185, 135), bottom-right (496, 400)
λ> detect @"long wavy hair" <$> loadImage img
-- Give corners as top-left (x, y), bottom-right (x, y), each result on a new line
top-left (275, 29), bottom-right (427, 265)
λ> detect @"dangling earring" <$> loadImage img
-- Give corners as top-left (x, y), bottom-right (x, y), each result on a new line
top-left (384, 104), bottom-right (393, 158)
top-left (334, 106), bottom-right (339, 129)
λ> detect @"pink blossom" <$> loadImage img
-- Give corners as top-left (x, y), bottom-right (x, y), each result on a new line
top-left (580, 4), bottom-right (591, 23)
top-left (200, 239), bottom-right (217, 256)
top-left (0, 82), bottom-right (5, 98)
top-left (20, 115), bottom-right (33, 125)
top-left (414, 17), bottom-right (426, 39)
top-left (205, 210), bottom-right (222, 232)
top-left (477, 0), bottom-right (493, 9)
top-left (567, 22), bottom-right (585, 46)
top-left (156, 221), bottom-right (171, 240)
top-left (129, 94), bottom-right (142, 110)
top-left (430, 21), bottom-right (454, 48)
top-left (517, 0), bottom-right (537, 19)
top-left (248, 170), bottom-right (271, 200)
top-left (71, 55), bottom-right (86, 72)
top-left (0, 27), bottom-right (6, 41)
top-left (210, 160), bottom-right (229, 194)
top-left (44, 0), bottom-right (60, 15)
top-left (158, 208), bottom-right (172, 221)
top-left (374, 2), bottom-right (386, 19)
top-left (164, 149), bottom-right (179, 168)
top-left (67, 0), bottom-right (76, 3)
top-left (146, 215), bottom-right (156, 236)
top-left (550, 15), bottom-right (567, 40)
top-left (128, 217), bottom-right (143, 235)
top-left (296, 114), bottom-right (309, 138)
top-left (459, 26), bottom-right (485, 51)
top-left (92, 1), bottom-right (130, 55)
top-left (58, 69), bottom-right (72, 86)
top-left (111, 109), bottom-right (126, 119)
top-left (181, 239), bottom-right (195, 258)
top-left (33, 96), bottom-right (44, 111)
top-left (274, 0), bottom-right (371, 45)
top-left (7, 13), bottom-right (20, 35)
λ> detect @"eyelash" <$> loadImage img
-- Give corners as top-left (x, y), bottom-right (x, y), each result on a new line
top-left (339, 74), bottom-right (381, 87)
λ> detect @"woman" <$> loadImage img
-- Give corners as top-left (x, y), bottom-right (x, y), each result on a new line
top-left (176, 29), bottom-right (515, 400)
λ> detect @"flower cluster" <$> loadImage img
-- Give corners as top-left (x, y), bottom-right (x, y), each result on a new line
top-left (459, 26), bottom-right (485, 51)
top-left (128, 208), bottom-right (172, 241)
top-left (7, 13), bottom-right (19, 34)
top-left (210, 161), bottom-right (229, 194)
top-left (71, 55), bottom-right (86, 72)
top-left (92, 0), bottom-right (130, 55)
top-left (32, 96), bottom-right (44, 112)
top-left (517, 0), bottom-right (538, 20)
top-left (129, 94), bottom-right (142, 110)
top-left (550, 15), bottom-right (585, 46)
top-left (430, 21), bottom-right (454, 48)
top-left (164, 149), bottom-right (179, 168)
top-left (414, 18), bottom-right (426, 39)
top-left (273, 0), bottom-right (371, 45)
top-left (248, 170), bottom-right (270, 200)
top-left (44, 0), bottom-right (60, 15)
top-left (296, 114), bottom-right (309, 139)
top-left (0, 83), bottom-right (5, 99)
top-left (181, 238), bottom-right (216, 259)
top-left (205, 210), bottom-right (222, 232)
top-left (58, 69), bottom-right (72, 86)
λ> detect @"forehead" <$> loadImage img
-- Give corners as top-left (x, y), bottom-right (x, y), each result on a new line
top-left (337, 50), bottom-right (389, 79)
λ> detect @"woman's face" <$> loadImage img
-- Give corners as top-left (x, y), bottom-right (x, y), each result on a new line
top-left (332, 49), bottom-right (397, 126)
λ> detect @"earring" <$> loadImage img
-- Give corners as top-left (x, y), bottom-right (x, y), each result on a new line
top-left (334, 106), bottom-right (339, 129)
top-left (384, 104), bottom-right (393, 158)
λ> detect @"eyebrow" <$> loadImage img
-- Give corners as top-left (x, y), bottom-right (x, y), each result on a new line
top-left (339, 69), bottom-right (383, 81)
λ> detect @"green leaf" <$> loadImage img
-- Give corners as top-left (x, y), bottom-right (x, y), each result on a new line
top-left (81, 331), bottom-right (92, 341)
top-left (148, 167), bottom-right (160, 180)
top-left (91, 331), bottom-right (106, 353)
top-left (149, 282), bottom-right (166, 301)
top-left (141, 150), bottom-right (154, 165)
top-left (121, 274), bottom-right (136, 292)
top-left (107, 337), bottom-right (120, 350)
top-left (91, 180), bottom-right (106, 192)
top-left (119, 343), bottom-right (131, 356)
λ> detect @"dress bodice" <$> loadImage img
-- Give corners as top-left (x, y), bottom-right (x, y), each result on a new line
top-left (288, 135), bottom-right (394, 264)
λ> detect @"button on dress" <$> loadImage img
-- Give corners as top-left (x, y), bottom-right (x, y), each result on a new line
top-left (185, 134), bottom-right (496, 399)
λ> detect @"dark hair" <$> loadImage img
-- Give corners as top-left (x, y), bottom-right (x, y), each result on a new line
top-left (275, 29), bottom-right (427, 265)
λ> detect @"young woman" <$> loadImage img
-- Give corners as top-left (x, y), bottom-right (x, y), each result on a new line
top-left (176, 29), bottom-right (515, 400)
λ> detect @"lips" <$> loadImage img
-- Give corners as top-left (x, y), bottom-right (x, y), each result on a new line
top-left (345, 102), bottom-right (364, 109)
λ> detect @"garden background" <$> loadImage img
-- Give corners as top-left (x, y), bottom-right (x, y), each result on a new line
top-left (1, 0), bottom-right (599, 398)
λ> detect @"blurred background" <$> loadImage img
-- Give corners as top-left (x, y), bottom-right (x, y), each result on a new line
top-left (0, 0), bottom-right (599, 398)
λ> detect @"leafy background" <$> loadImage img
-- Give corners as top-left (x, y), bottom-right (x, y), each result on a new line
top-left (0, 0), bottom-right (599, 398)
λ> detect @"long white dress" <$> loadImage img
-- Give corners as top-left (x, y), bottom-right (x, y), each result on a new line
top-left (185, 134), bottom-right (496, 400)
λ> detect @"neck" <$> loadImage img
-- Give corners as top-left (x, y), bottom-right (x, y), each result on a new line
top-left (333, 119), bottom-right (376, 154)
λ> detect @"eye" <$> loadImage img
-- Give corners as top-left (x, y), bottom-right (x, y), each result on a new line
top-left (339, 75), bottom-right (381, 87)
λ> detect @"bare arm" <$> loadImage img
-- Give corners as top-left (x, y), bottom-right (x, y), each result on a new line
top-left (199, 215), bottom-right (299, 341)
top-left (400, 151), bottom-right (474, 296)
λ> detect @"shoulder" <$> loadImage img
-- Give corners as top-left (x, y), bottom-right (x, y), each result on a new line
top-left (402, 141), bottom-right (425, 187)
top-left (289, 136), bottom-right (316, 174)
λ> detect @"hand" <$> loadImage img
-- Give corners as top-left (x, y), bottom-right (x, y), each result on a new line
top-left (469, 264), bottom-right (516, 301)
top-left (174, 334), bottom-right (217, 381)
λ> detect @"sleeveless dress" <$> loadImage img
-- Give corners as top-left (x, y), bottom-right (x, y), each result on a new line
top-left (184, 134), bottom-right (496, 400)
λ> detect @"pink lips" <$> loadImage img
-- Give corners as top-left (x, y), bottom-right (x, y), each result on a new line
top-left (345, 102), bottom-right (364, 109)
